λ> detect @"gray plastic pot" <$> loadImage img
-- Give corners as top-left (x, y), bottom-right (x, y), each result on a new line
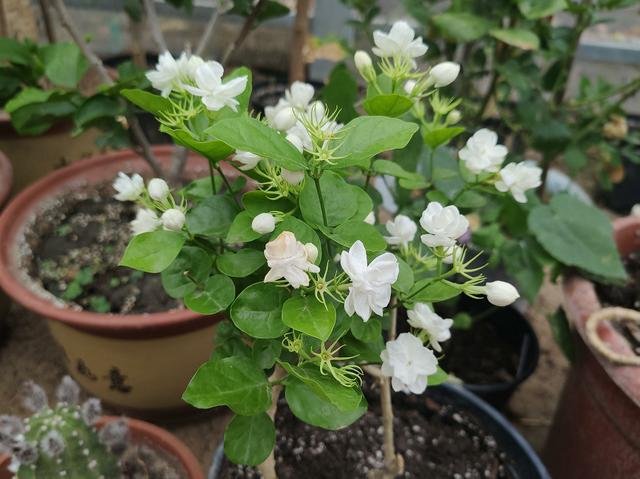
top-left (207, 383), bottom-right (549, 479)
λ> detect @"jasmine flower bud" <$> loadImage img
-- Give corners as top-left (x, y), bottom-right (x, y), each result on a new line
top-left (428, 62), bottom-right (460, 88)
top-left (485, 281), bottom-right (520, 307)
top-left (304, 242), bottom-right (318, 263)
top-left (161, 208), bottom-right (185, 231)
top-left (147, 178), bottom-right (170, 201)
top-left (251, 213), bottom-right (276, 235)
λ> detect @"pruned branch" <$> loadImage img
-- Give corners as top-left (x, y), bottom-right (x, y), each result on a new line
top-left (221, 0), bottom-right (267, 66)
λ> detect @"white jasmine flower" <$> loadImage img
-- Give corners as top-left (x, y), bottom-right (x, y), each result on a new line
top-left (285, 81), bottom-right (315, 110)
top-left (234, 150), bottom-right (262, 171)
top-left (404, 80), bottom-right (417, 95)
top-left (281, 169), bottom-right (305, 185)
top-left (286, 129), bottom-right (308, 152)
top-left (161, 208), bottom-right (185, 231)
top-left (447, 109), bottom-right (461, 125)
top-left (340, 241), bottom-right (399, 322)
top-left (458, 129), bottom-right (508, 175)
top-left (184, 61), bottom-right (248, 112)
top-left (380, 332), bottom-right (437, 394)
top-left (146, 51), bottom-right (186, 97)
top-left (113, 172), bottom-right (144, 202)
top-left (251, 213), bottom-right (276, 235)
top-left (364, 211), bottom-right (376, 225)
top-left (442, 244), bottom-right (463, 265)
top-left (265, 82), bottom-right (315, 131)
top-left (304, 243), bottom-right (318, 263)
top-left (40, 431), bottom-right (65, 458)
top-left (419, 202), bottom-right (469, 248)
top-left (147, 178), bottom-right (170, 201)
top-left (354, 50), bottom-right (373, 71)
top-left (384, 214), bottom-right (417, 247)
top-left (55, 376), bottom-right (80, 406)
top-left (428, 61), bottom-right (460, 88)
top-left (131, 208), bottom-right (161, 235)
top-left (264, 231), bottom-right (320, 289)
top-left (372, 21), bottom-right (427, 66)
top-left (495, 162), bottom-right (542, 203)
top-left (485, 281), bottom-right (519, 307)
top-left (407, 303), bottom-right (453, 352)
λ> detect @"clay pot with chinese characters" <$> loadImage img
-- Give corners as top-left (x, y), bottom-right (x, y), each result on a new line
top-left (0, 147), bottom-right (226, 414)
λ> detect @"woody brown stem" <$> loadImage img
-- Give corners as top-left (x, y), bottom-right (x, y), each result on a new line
top-left (221, 0), bottom-right (267, 67)
top-left (256, 365), bottom-right (286, 479)
top-left (288, 0), bottom-right (310, 83)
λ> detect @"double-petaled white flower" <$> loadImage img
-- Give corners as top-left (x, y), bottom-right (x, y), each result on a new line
top-left (372, 21), bottom-right (427, 66)
top-left (340, 241), bottom-right (399, 322)
top-left (265, 82), bottom-right (315, 131)
top-left (380, 332), bottom-right (437, 394)
top-left (264, 231), bottom-right (320, 289)
top-left (184, 61), bottom-right (248, 112)
top-left (384, 214), bottom-right (417, 247)
top-left (161, 208), bottom-right (185, 231)
top-left (251, 213), bottom-right (276, 234)
top-left (234, 150), bottom-right (262, 171)
top-left (485, 281), bottom-right (519, 307)
top-left (420, 202), bottom-right (469, 248)
top-left (131, 208), bottom-right (161, 235)
top-left (113, 172), bottom-right (144, 202)
top-left (428, 62), bottom-right (460, 88)
top-left (495, 162), bottom-right (542, 203)
top-left (146, 51), bottom-right (203, 97)
top-left (407, 303), bottom-right (453, 352)
top-left (458, 129), bottom-right (508, 175)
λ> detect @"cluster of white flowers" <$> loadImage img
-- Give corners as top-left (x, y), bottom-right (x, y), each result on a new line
top-left (419, 201), bottom-right (469, 248)
top-left (263, 231), bottom-right (319, 289)
top-left (146, 51), bottom-right (248, 112)
top-left (112, 173), bottom-right (185, 234)
top-left (459, 129), bottom-right (542, 203)
top-left (372, 21), bottom-right (427, 67)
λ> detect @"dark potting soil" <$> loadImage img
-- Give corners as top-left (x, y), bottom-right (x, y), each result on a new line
top-left (120, 442), bottom-right (185, 479)
top-left (219, 391), bottom-right (513, 479)
top-left (24, 183), bottom-right (179, 314)
top-left (439, 319), bottom-right (519, 385)
top-left (596, 251), bottom-right (640, 355)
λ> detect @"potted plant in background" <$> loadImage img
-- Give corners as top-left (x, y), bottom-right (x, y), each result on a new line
top-left (544, 213), bottom-right (640, 478)
top-left (0, 376), bottom-right (204, 478)
top-left (119, 20), bottom-right (549, 478)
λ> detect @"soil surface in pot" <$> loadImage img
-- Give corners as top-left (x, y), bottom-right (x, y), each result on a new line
top-left (218, 391), bottom-right (513, 479)
top-left (439, 318), bottom-right (519, 385)
top-left (596, 251), bottom-right (640, 354)
top-left (120, 440), bottom-right (186, 479)
top-left (24, 183), bottom-right (178, 314)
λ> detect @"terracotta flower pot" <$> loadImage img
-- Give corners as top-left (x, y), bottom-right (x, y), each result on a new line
top-left (0, 149), bottom-right (12, 209)
top-left (0, 146), bottom-right (225, 412)
top-left (545, 216), bottom-right (640, 478)
top-left (0, 416), bottom-right (205, 479)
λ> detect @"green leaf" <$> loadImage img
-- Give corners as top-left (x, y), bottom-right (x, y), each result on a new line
top-left (393, 257), bottom-right (414, 294)
top-left (299, 172), bottom-right (358, 227)
top-left (329, 116), bottom-right (419, 169)
top-left (226, 211), bottom-right (263, 243)
top-left (341, 334), bottom-right (384, 363)
top-left (282, 296), bottom-right (336, 341)
top-left (271, 216), bottom-right (322, 263)
top-left (120, 230), bottom-right (185, 273)
top-left (528, 194), bottom-right (626, 280)
top-left (161, 246), bottom-right (213, 298)
top-left (406, 280), bottom-right (461, 303)
top-left (363, 94), bottom-right (414, 118)
top-left (547, 308), bottom-right (575, 363)
top-left (187, 195), bottom-right (239, 237)
top-left (161, 126), bottom-right (235, 163)
top-left (501, 239), bottom-right (544, 302)
top-left (230, 283), bottom-right (289, 338)
top-left (217, 249), bottom-right (266, 278)
top-left (423, 126), bottom-right (465, 149)
top-left (279, 363), bottom-right (363, 412)
top-left (350, 317), bottom-right (381, 343)
top-left (184, 274), bottom-right (235, 314)
top-left (285, 378), bottom-right (366, 430)
top-left (40, 43), bottom-right (90, 88)
top-left (180, 176), bottom-right (223, 200)
top-left (563, 144), bottom-right (589, 175)
top-left (518, 0), bottom-right (567, 19)
top-left (0, 38), bottom-right (31, 65)
top-left (74, 95), bottom-right (123, 131)
top-left (182, 357), bottom-right (271, 415)
top-left (225, 67), bottom-right (253, 114)
top-left (427, 367), bottom-right (448, 386)
top-left (4, 88), bottom-right (53, 113)
top-left (372, 159), bottom-right (424, 182)
top-left (224, 413), bottom-right (275, 466)
top-left (490, 28), bottom-right (540, 50)
top-left (252, 339), bottom-right (282, 370)
top-left (321, 63), bottom-right (358, 123)
top-left (432, 13), bottom-right (493, 42)
top-left (243, 191), bottom-right (296, 217)
top-left (328, 221), bottom-right (387, 252)
top-left (121, 88), bottom-right (172, 115)
top-left (207, 117), bottom-right (306, 171)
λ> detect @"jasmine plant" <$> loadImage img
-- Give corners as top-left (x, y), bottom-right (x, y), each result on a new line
top-left (117, 21), bottom-right (520, 479)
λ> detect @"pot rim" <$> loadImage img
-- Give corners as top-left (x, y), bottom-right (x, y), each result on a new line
top-left (562, 215), bottom-right (640, 407)
top-left (0, 415), bottom-right (205, 479)
top-left (0, 149), bottom-right (12, 210)
top-left (0, 146), bottom-right (222, 336)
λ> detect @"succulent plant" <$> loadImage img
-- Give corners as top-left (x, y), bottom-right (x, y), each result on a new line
top-left (0, 376), bottom-right (128, 478)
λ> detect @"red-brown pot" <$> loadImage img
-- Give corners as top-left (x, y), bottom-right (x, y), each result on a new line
top-left (544, 216), bottom-right (640, 478)
top-left (0, 149), bottom-right (11, 210)
top-left (0, 416), bottom-right (205, 479)
top-left (0, 146), bottom-right (225, 412)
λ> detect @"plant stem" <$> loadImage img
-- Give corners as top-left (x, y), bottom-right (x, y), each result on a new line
top-left (143, 0), bottom-right (168, 52)
top-left (256, 365), bottom-right (286, 479)
top-left (208, 160), bottom-right (217, 194)
top-left (221, 0), bottom-right (267, 67)
top-left (195, 4), bottom-right (220, 56)
top-left (288, 0), bottom-right (310, 83)
top-left (215, 164), bottom-right (241, 207)
top-left (313, 176), bottom-right (328, 227)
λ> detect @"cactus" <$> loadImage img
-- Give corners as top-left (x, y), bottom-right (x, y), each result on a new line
top-left (0, 377), bottom-right (127, 479)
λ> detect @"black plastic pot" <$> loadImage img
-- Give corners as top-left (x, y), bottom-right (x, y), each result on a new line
top-left (441, 301), bottom-right (540, 409)
top-left (207, 383), bottom-right (549, 479)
